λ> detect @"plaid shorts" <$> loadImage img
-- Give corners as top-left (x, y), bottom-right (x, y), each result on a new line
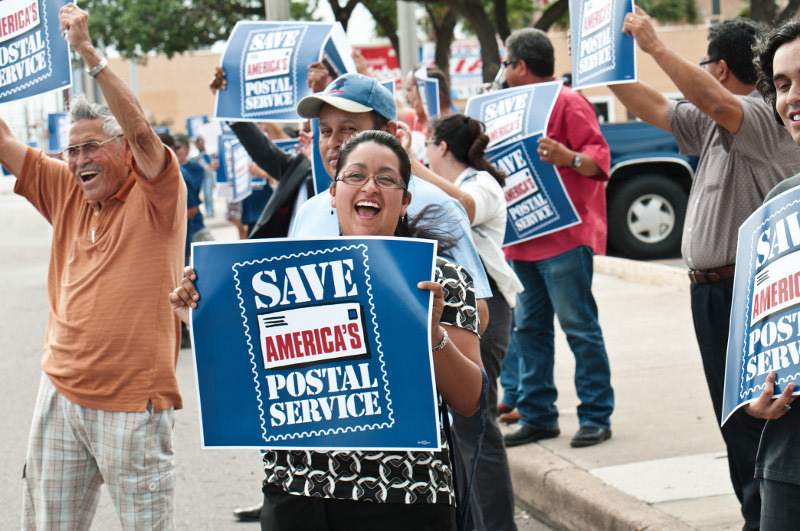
top-left (22, 373), bottom-right (176, 530)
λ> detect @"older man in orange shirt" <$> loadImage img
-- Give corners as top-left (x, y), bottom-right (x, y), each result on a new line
top-left (0, 5), bottom-right (186, 530)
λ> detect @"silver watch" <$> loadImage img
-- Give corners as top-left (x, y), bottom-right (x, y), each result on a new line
top-left (572, 153), bottom-right (583, 168)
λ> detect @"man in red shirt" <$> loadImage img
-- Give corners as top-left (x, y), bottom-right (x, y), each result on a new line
top-left (499, 28), bottom-right (615, 448)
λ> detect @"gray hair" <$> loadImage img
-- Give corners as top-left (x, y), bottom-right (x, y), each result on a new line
top-left (69, 94), bottom-right (123, 138)
top-left (505, 28), bottom-right (554, 78)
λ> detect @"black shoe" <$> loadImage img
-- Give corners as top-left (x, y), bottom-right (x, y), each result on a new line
top-left (503, 425), bottom-right (560, 447)
top-left (233, 503), bottom-right (262, 522)
top-left (570, 426), bottom-right (612, 448)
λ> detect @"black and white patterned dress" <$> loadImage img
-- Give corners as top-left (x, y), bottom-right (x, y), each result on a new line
top-left (262, 257), bottom-right (478, 505)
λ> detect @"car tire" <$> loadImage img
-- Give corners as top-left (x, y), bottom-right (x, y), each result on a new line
top-left (607, 175), bottom-right (688, 259)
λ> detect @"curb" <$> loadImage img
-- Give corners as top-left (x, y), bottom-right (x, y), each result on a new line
top-left (508, 444), bottom-right (691, 531)
top-left (506, 255), bottom-right (692, 530)
top-left (595, 255), bottom-right (688, 291)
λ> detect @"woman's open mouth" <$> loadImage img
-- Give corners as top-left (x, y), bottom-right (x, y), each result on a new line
top-left (355, 200), bottom-right (381, 217)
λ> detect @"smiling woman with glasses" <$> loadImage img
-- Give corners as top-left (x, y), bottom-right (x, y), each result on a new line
top-left (170, 129), bottom-right (483, 530)
top-left (59, 134), bottom-right (124, 162)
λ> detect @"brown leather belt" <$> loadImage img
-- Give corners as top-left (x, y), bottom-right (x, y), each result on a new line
top-left (688, 265), bottom-right (735, 284)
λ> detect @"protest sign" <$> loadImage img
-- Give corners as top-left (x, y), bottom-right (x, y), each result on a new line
top-left (422, 39), bottom-right (508, 100)
top-left (487, 133), bottom-right (581, 246)
top-left (197, 121), bottom-right (223, 156)
top-left (0, 0), bottom-right (71, 105)
top-left (569, 0), bottom-right (636, 89)
top-left (723, 187), bottom-right (800, 424)
top-left (186, 114), bottom-right (209, 139)
top-left (464, 81), bottom-right (562, 148)
top-left (414, 67), bottom-right (440, 121)
top-left (379, 78), bottom-right (395, 101)
top-left (47, 111), bottom-right (68, 152)
top-left (272, 137), bottom-right (299, 156)
top-left (190, 237), bottom-right (441, 450)
top-left (216, 134), bottom-right (252, 202)
top-left (355, 45), bottom-right (401, 93)
top-left (214, 21), bottom-right (355, 122)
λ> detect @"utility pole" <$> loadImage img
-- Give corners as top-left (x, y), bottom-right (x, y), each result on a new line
top-left (397, 1), bottom-right (418, 77)
top-left (265, 0), bottom-right (290, 20)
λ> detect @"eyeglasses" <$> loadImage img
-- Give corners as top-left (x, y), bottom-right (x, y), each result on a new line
top-left (425, 140), bottom-right (439, 146)
top-left (699, 57), bottom-right (719, 67)
top-left (502, 59), bottom-right (518, 68)
top-left (60, 135), bottom-right (124, 162)
top-left (336, 170), bottom-right (406, 190)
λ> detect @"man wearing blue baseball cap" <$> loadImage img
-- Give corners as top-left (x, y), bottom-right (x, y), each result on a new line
top-left (221, 71), bottom-right (492, 524)
top-left (290, 73), bottom-right (491, 303)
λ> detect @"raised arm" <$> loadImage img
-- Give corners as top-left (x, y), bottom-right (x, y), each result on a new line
top-left (409, 157), bottom-right (477, 221)
top-left (621, 7), bottom-right (743, 133)
top-left (609, 81), bottom-right (672, 132)
top-left (59, 4), bottom-right (167, 179)
top-left (0, 117), bottom-right (32, 177)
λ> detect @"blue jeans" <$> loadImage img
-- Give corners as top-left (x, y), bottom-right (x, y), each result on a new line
top-left (508, 245), bottom-right (613, 430)
top-left (499, 329), bottom-right (521, 409)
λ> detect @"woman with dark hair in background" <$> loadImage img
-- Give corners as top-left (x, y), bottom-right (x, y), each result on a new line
top-left (402, 113), bottom-right (522, 530)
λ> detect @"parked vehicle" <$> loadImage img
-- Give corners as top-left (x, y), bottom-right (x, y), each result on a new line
top-left (601, 120), bottom-right (695, 259)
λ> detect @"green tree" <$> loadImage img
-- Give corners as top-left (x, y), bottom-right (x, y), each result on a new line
top-left (82, 0), bottom-right (319, 59)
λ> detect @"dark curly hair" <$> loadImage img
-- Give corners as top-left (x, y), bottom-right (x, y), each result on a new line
top-left (334, 130), bottom-right (456, 252)
top-left (754, 18), bottom-right (800, 126)
top-left (706, 18), bottom-right (764, 85)
top-left (430, 114), bottom-right (506, 187)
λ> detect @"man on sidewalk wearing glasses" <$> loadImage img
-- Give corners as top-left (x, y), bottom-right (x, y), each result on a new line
top-left (610, 11), bottom-right (800, 529)
top-left (0, 5), bottom-right (185, 529)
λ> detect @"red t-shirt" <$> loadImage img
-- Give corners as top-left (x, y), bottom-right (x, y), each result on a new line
top-left (504, 85), bottom-right (610, 262)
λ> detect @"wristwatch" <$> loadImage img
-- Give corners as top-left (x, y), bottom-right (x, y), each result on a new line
top-left (87, 57), bottom-right (108, 79)
top-left (572, 153), bottom-right (583, 168)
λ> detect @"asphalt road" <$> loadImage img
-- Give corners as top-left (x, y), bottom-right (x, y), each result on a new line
top-left (0, 180), bottom-right (552, 530)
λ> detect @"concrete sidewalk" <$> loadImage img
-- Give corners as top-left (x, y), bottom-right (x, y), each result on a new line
top-left (505, 255), bottom-right (743, 530)
top-left (201, 205), bottom-right (743, 530)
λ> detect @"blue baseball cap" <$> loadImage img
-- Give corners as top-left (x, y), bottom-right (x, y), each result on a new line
top-left (297, 73), bottom-right (396, 122)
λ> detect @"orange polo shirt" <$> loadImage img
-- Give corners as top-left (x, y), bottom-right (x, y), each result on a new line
top-left (15, 147), bottom-right (187, 412)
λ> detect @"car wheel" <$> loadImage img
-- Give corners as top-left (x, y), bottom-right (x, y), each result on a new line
top-left (607, 175), bottom-right (688, 259)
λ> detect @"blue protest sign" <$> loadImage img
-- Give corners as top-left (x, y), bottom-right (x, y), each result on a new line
top-left (216, 134), bottom-right (252, 201)
top-left (487, 133), bottom-right (581, 246)
top-left (47, 111), bottom-right (68, 152)
top-left (722, 187), bottom-right (800, 424)
top-left (214, 21), bottom-right (355, 122)
top-left (465, 81), bottom-right (562, 148)
top-left (186, 114), bottom-right (209, 139)
top-left (0, 0), bottom-right (72, 105)
top-left (379, 78), bottom-right (396, 101)
top-left (272, 137), bottom-right (299, 156)
top-left (414, 68), bottom-right (440, 121)
top-left (569, 0), bottom-right (636, 90)
top-left (189, 237), bottom-right (441, 450)
top-left (152, 125), bottom-right (170, 135)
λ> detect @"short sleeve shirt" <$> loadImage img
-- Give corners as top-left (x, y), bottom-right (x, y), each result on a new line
top-left (262, 258), bottom-right (478, 505)
top-left (15, 147), bottom-right (186, 412)
top-left (669, 92), bottom-right (800, 270)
